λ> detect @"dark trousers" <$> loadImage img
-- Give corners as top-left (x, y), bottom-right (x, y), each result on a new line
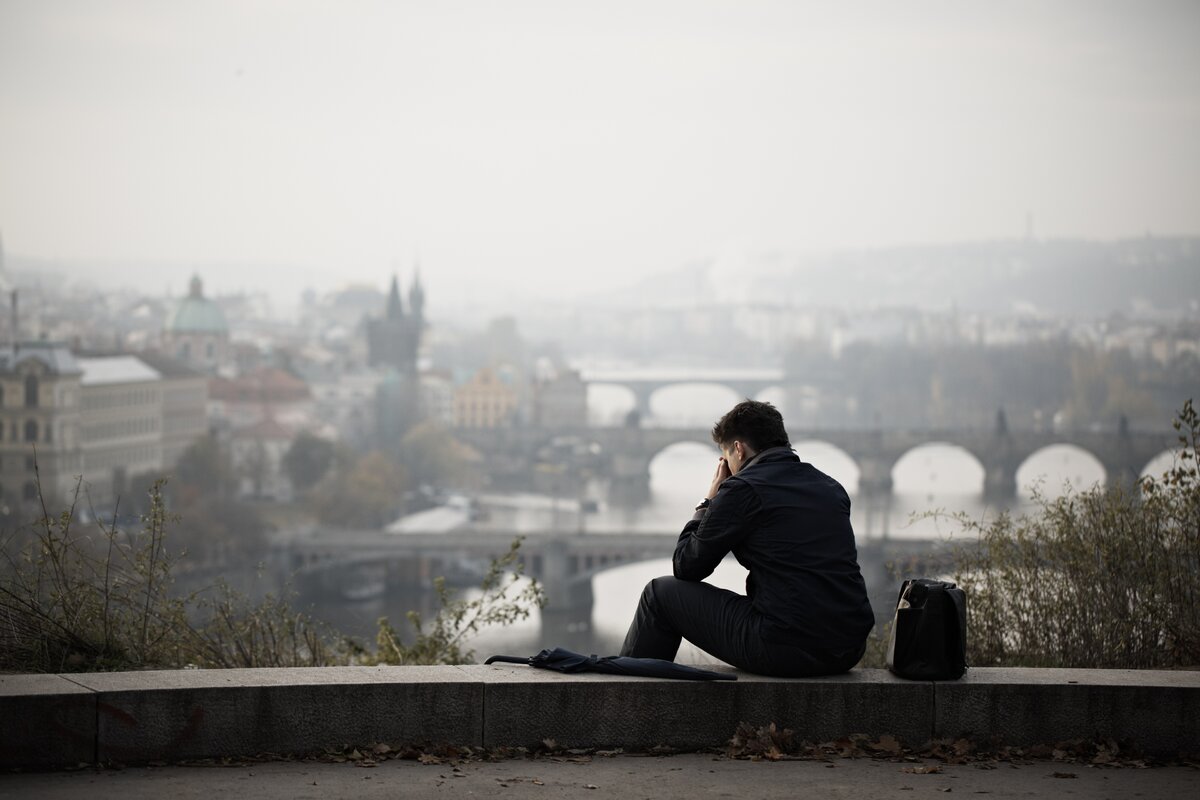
top-left (619, 576), bottom-right (864, 678)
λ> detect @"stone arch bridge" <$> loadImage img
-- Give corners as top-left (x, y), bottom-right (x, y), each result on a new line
top-left (275, 527), bottom-right (959, 631)
top-left (457, 425), bottom-right (1177, 501)
top-left (580, 367), bottom-right (784, 422)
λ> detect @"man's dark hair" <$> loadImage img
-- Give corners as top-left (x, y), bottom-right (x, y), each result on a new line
top-left (711, 399), bottom-right (791, 452)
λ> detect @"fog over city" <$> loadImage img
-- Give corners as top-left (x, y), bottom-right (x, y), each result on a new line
top-left (1, 2), bottom-right (1198, 662)
top-left (2, 0), bottom-right (1199, 315)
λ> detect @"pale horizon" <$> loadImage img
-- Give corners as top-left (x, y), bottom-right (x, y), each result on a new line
top-left (3, 0), bottom-right (1199, 314)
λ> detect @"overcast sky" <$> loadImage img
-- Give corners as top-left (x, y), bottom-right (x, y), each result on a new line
top-left (1, 0), bottom-right (1198, 311)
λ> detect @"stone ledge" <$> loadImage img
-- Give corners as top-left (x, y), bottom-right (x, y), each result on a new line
top-left (2, 667), bottom-right (1197, 768)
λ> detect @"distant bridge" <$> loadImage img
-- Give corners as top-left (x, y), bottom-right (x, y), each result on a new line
top-left (275, 526), bottom-right (963, 627)
top-left (456, 425), bottom-right (1178, 501)
top-left (578, 367), bottom-right (785, 421)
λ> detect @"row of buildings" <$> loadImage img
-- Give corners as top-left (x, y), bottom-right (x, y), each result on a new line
top-left (0, 344), bottom-right (206, 510)
top-left (1, 272), bottom-right (587, 511)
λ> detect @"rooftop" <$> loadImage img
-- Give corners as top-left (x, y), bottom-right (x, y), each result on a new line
top-left (0, 342), bottom-right (82, 376)
top-left (77, 355), bottom-right (161, 386)
top-left (165, 275), bottom-right (228, 334)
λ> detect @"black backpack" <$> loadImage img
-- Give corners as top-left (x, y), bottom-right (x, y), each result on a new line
top-left (886, 578), bottom-right (967, 680)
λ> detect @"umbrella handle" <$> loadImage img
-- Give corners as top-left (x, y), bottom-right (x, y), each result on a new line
top-left (483, 655), bottom-right (530, 665)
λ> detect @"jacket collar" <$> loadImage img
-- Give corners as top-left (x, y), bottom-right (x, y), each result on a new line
top-left (738, 445), bottom-right (797, 472)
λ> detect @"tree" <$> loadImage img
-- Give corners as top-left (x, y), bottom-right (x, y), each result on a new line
top-left (283, 432), bottom-right (336, 494)
top-left (311, 450), bottom-right (408, 528)
top-left (173, 435), bottom-right (233, 499)
top-left (399, 419), bottom-right (477, 489)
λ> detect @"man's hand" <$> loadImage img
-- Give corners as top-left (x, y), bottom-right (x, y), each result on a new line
top-left (706, 457), bottom-right (732, 500)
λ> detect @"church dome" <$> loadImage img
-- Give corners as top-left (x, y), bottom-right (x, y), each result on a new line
top-left (166, 275), bottom-right (228, 334)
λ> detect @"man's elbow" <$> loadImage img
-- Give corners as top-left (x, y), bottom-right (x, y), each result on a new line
top-left (672, 558), bottom-right (703, 582)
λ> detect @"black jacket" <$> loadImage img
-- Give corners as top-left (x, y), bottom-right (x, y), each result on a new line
top-left (673, 447), bottom-right (875, 651)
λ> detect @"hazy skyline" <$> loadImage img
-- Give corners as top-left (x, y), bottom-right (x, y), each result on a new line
top-left (2, 0), bottom-right (1198, 311)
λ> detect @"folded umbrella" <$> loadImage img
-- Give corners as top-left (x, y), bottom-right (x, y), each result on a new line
top-left (485, 646), bottom-right (737, 681)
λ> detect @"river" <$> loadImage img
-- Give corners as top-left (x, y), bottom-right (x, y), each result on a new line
top-left (300, 384), bottom-right (1177, 663)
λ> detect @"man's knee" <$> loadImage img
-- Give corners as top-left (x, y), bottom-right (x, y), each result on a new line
top-left (640, 576), bottom-right (678, 609)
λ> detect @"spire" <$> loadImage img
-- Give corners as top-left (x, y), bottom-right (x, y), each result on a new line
top-left (188, 274), bottom-right (203, 299)
top-left (409, 263), bottom-right (425, 322)
top-left (386, 274), bottom-right (404, 320)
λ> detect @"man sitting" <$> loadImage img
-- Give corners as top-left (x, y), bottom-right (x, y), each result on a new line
top-left (619, 400), bottom-right (875, 677)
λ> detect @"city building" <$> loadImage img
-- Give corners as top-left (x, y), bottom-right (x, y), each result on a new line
top-left (454, 367), bottom-right (518, 428)
top-left (136, 351), bottom-right (210, 467)
top-left (0, 343), bottom-right (215, 510)
top-left (532, 367), bottom-right (587, 428)
top-left (77, 355), bottom-right (164, 504)
top-left (208, 367), bottom-right (314, 433)
top-left (304, 366), bottom-right (384, 446)
top-left (0, 342), bottom-right (83, 507)
top-left (419, 371), bottom-right (456, 427)
top-left (163, 275), bottom-right (230, 374)
top-left (367, 273), bottom-right (425, 375)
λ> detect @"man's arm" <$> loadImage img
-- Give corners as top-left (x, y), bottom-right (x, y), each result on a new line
top-left (673, 477), bottom-right (759, 582)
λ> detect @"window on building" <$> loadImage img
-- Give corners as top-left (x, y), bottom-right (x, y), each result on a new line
top-left (45, 424), bottom-right (52, 443)
top-left (24, 420), bottom-right (37, 442)
top-left (180, 342), bottom-right (191, 359)
top-left (23, 481), bottom-right (37, 501)
top-left (206, 342), bottom-right (214, 359)
top-left (24, 374), bottom-right (38, 407)
top-left (25, 455), bottom-right (35, 472)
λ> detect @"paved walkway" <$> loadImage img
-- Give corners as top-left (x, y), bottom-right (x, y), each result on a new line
top-left (2, 753), bottom-right (1196, 799)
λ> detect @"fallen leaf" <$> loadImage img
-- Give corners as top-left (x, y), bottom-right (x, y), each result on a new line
top-left (585, 784), bottom-right (598, 789)
top-left (901, 765), bottom-right (943, 775)
top-left (872, 735), bottom-right (903, 755)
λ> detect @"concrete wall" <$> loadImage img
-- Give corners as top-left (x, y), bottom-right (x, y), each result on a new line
top-left (2, 667), bottom-right (1197, 769)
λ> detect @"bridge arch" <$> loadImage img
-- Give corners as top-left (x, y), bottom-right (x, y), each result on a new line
top-left (647, 440), bottom-right (722, 505)
top-left (586, 383), bottom-right (637, 427)
top-left (1140, 448), bottom-right (1182, 481)
top-left (793, 439), bottom-right (861, 494)
top-left (1015, 444), bottom-right (1107, 497)
top-left (590, 555), bottom-right (749, 636)
top-left (891, 442), bottom-right (987, 497)
top-left (647, 382), bottom-right (742, 427)
top-left (753, 385), bottom-right (788, 407)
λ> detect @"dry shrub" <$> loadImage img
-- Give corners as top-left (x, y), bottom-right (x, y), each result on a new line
top-left (949, 400), bottom-right (1200, 668)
